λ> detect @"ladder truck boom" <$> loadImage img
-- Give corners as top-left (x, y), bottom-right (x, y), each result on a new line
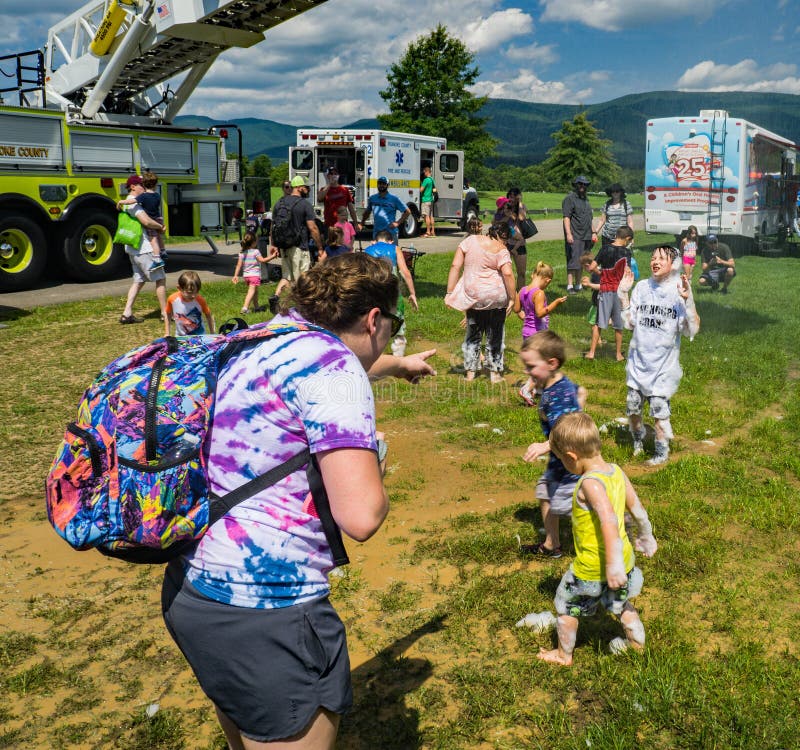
top-left (43, 0), bottom-right (328, 124)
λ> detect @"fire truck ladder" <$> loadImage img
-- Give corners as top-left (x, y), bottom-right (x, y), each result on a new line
top-left (706, 110), bottom-right (727, 238)
top-left (42, 0), bottom-right (328, 122)
top-left (0, 49), bottom-right (46, 108)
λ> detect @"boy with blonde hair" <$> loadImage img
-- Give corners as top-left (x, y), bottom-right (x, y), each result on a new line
top-left (517, 412), bottom-right (657, 665)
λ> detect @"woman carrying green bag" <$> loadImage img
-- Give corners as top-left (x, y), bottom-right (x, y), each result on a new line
top-left (117, 174), bottom-right (167, 324)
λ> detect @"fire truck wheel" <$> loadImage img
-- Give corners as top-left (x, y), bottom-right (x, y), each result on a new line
top-left (62, 211), bottom-right (126, 282)
top-left (399, 209), bottom-right (419, 239)
top-left (0, 213), bottom-right (47, 292)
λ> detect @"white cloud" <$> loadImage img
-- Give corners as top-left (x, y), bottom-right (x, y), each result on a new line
top-left (540, 0), bottom-right (728, 31)
top-left (460, 9), bottom-right (534, 53)
top-left (676, 59), bottom-right (800, 94)
top-left (471, 70), bottom-right (587, 104)
top-left (505, 42), bottom-right (559, 66)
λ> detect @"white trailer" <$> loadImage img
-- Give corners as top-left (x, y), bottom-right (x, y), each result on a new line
top-left (644, 110), bottom-right (798, 252)
top-left (289, 129), bottom-right (478, 237)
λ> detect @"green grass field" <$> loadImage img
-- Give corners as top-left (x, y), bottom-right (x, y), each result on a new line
top-left (1, 234), bottom-right (799, 749)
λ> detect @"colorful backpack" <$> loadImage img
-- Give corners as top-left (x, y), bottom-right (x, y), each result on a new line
top-left (45, 322), bottom-right (349, 565)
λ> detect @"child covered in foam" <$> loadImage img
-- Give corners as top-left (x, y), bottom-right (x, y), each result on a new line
top-left (516, 412), bottom-right (657, 665)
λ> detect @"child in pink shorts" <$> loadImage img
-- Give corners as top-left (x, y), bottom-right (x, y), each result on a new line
top-left (232, 232), bottom-right (277, 314)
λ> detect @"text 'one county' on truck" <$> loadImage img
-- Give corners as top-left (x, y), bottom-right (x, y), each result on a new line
top-left (290, 129), bottom-right (479, 238)
top-left (0, 0), bottom-right (328, 292)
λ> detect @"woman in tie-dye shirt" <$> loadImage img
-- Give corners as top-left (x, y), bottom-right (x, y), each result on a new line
top-left (163, 253), bottom-right (402, 748)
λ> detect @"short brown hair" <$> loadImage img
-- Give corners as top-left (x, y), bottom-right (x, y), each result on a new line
top-left (520, 329), bottom-right (566, 367)
top-left (177, 270), bottom-right (201, 294)
top-left (286, 253), bottom-right (399, 333)
top-left (580, 252), bottom-right (595, 268)
top-left (615, 226), bottom-right (634, 241)
top-left (142, 171), bottom-right (159, 190)
top-left (549, 412), bottom-right (601, 460)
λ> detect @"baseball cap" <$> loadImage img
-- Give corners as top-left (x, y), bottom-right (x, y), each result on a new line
top-left (290, 175), bottom-right (308, 187)
top-left (377, 176), bottom-right (389, 184)
top-left (326, 166), bottom-right (338, 174)
top-left (125, 174), bottom-right (143, 187)
top-left (707, 234), bottom-right (718, 242)
top-left (573, 175), bottom-right (590, 186)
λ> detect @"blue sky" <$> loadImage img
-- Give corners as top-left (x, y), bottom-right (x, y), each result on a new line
top-left (1, 0), bottom-right (798, 125)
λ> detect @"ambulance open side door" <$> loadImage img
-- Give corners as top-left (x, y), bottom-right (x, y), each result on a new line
top-left (289, 146), bottom-right (316, 197)
top-left (436, 150), bottom-right (464, 219)
top-left (354, 145), bottom-right (369, 207)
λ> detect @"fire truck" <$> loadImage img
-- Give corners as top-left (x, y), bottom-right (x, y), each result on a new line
top-left (0, 0), bottom-right (326, 292)
top-left (644, 110), bottom-right (798, 252)
top-left (290, 129), bottom-right (478, 237)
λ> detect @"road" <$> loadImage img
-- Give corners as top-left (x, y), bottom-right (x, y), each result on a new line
top-left (0, 215), bottom-right (644, 311)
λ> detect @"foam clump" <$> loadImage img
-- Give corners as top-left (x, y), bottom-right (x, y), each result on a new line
top-left (609, 637), bottom-right (629, 655)
top-left (515, 611), bottom-right (557, 632)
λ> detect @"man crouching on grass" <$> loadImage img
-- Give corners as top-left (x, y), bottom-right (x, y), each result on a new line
top-left (516, 412), bottom-right (657, 665)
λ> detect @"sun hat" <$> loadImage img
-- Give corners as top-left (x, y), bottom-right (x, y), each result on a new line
top-left (573, 175), bottom-right (590, 186)
top-left (125, 174), bottom-right (143, 187)
top-left (290, 175), bottom-right (308, 187)
top-left (496, 196), bottom-right (509, 209)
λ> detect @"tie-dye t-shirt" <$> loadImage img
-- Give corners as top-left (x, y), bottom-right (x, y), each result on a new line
top-left (181, 311), bottom-right (377, 609)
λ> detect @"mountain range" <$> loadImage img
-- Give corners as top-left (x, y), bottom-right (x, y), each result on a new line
top-left (176, 91), bottom-right (800, 170)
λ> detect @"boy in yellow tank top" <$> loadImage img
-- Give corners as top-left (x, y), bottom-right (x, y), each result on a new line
top-left (517, 412), bottom-right (658, 665)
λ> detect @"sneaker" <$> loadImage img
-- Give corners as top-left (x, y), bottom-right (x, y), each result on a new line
top-left (574, 284), bottom-right (583, 292)
top-left (240, 307), bottom-right (249, 315)
top-left (149, 257), bottom-right (165, 271)
top-left (268, 294), bottom-right (280, 315)
top-left (568, 287), bottom-right (577, 295)
top-left (254, 304), bottom-right (267, 312)
top-left (520, 542), bottom-right (563, 558)
top-left (518, 385), bottom-right (536, 407)
top-left (646, 439), bottom-right (670, 466)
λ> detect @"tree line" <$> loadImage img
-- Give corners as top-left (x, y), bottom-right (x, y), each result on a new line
top-left (239, 25), bottom-right (642, 199)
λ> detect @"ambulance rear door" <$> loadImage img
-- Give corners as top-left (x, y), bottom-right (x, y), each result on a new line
top-left (289, 146), bottom-right (316, 195)
top-left (436, 150), bottom-right (464, 220)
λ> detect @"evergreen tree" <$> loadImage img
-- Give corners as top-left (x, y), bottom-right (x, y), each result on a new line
top-left (378, 25), bottom-right (497, 165)
top-left (540, 112), bottom-right (620, 190)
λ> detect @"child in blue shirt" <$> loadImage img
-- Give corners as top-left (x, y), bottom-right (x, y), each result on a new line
top-left (520, 330), bottom-right (587, 557)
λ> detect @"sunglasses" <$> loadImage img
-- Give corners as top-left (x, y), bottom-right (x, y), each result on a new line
top-left (381, 310), bottom-right (404, 337)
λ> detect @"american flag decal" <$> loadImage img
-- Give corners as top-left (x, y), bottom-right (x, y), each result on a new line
top-left (157, 4), bottom-right (170, 19)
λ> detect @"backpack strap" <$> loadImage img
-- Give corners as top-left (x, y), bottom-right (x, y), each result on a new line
top-left (207, 448), bottom-right (349, 567)
top-left (209, 323), bottom-right (350, 566)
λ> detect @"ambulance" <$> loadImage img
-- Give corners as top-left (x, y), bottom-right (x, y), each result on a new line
top-left (290, 129), bottom-right (478, 237)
